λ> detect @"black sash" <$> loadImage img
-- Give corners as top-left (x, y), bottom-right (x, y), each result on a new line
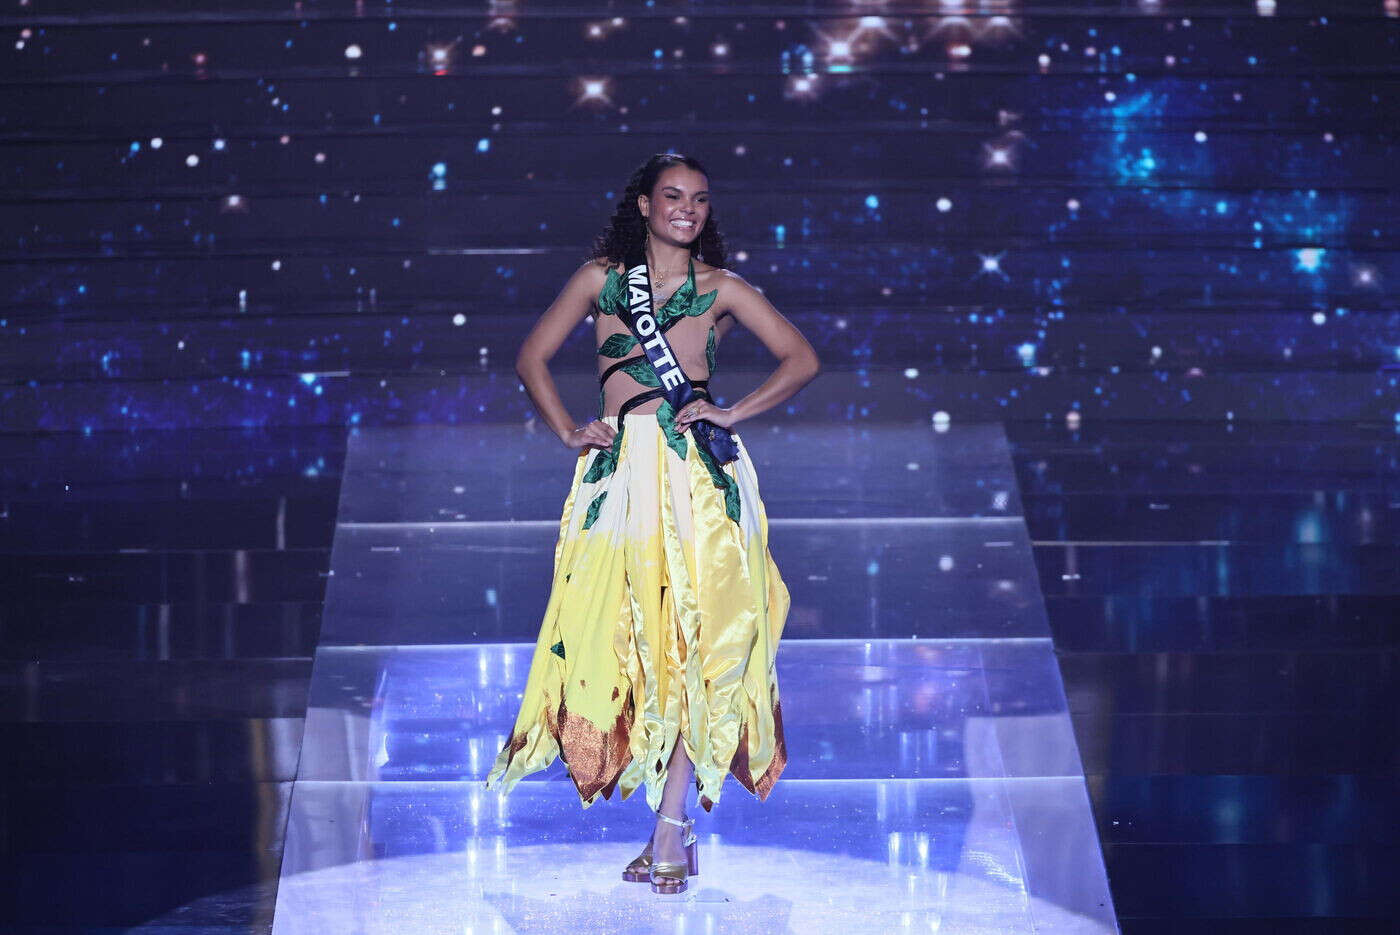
top-left (617, 247), bottom-right (739, 465)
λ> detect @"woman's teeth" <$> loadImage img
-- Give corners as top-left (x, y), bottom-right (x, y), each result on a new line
top-left (670, 219), bottom-right (695, 229)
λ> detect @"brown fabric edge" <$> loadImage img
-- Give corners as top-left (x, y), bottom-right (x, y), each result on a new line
top-left (726, 697), bottom-right (788, 806)
top-left (544, 692), bottom-right (636, 802)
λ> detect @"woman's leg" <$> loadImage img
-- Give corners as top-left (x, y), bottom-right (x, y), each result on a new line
top-left (651, 736), bottom-right (695, 862)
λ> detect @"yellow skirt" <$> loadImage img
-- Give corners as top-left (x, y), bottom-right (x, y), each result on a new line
top-left (484, 413), bottom-right (789, 812)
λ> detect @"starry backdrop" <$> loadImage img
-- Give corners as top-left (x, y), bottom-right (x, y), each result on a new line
top-left (2, 0), bottom-right (1397, 433)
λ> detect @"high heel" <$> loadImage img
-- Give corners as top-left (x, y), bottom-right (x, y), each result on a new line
top-left (648, 811), bottom-right (698, 895)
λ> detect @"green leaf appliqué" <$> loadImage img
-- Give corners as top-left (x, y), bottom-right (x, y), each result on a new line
top-left (657, 285), bottom-right (718, 331)
top-left (695, 440), bottom-right (742, 525)
top-left (597, 266), bottom-right (626, 317)
top-left (581, 423), bottom-right (624, 483)
top-left (619, 357), bottom-right (661, 388)
top-left (598, 333), bottom-right (638, 358)
top-left (656, 259), bottom-right (719, 331)
top-left (655, 400), bottom-right (688, 461)
top-left (705, 326), bottom-right (716, 374)
top-left (550, 640), bottom-right (566, 660)
top-left (582, 490), bottom-right (607, 530)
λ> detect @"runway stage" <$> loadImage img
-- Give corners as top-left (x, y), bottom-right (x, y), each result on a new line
top-left (271, 422), bottom-right (1118, 933)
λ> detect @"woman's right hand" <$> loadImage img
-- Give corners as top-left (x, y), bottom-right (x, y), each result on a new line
top-left (562, 419), bottom-right (617, 451)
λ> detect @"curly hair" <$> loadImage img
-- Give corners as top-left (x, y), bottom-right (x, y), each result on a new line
top-left (590, 152), bottom-right (729, 269)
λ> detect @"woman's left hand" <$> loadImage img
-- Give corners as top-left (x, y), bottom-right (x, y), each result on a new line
top-left (674, 399), bottom-right (735, 432)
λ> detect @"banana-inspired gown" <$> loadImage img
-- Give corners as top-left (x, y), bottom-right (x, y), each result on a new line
top-left (485, 258), bottom-right (789, 813)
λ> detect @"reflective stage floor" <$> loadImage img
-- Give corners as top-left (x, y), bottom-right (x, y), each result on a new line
top-left (271, 423), bottom-right (1118, 934)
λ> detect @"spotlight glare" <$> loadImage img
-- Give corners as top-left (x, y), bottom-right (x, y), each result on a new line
top-left (785, 74), bottom-right (821, 100)
top-left (575, 75), bottom-right (615, 107)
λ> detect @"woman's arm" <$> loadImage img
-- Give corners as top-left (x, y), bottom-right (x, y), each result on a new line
top-left (677, 270), bottom-right (820, 431)
top-left (515, 260), bottom-right (616, 449)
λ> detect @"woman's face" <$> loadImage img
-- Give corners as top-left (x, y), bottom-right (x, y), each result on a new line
top-left (638, 165), bottom-right (710, 249)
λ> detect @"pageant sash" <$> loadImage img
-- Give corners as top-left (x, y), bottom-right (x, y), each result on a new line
top-left (617, 249), bottom-right (739, 465)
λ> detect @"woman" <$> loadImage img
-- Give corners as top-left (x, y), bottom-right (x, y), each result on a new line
top-left (484, 152), bottom-right (820, 894)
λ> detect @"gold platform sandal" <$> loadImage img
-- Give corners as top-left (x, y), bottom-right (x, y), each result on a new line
top-left (620, 834), bottom-right (653, 883)
top-left (647, 811), bottom-right (698, 895)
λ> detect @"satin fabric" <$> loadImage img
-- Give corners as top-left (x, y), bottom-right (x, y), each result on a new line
top-left (484, 414), bottom-right (789, 812)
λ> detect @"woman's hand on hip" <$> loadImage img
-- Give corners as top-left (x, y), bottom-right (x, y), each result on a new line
top-left (563, 419), bottom-right (617, 451)
top-left (674, 400), bottom-right (735, 432)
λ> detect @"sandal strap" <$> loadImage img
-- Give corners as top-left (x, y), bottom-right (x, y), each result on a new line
top-left (655, 811), bottom-right (692, 830)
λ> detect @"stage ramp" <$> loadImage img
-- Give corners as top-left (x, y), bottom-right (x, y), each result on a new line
top-left (273, 422), bottom-right (1117, 934)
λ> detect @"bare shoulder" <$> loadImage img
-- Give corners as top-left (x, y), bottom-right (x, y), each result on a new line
top-left (576, 257), bottom-right (617, 284)
top-left (707, 266), bottom-right (766, 300)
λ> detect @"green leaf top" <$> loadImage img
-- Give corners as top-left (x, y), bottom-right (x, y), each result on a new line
top-left (705, 326), bottom-right (716, 374)
top-left (597, 265), bottom-right (627, 317)
top-left (597, 258), bottom-right (718, 331)
top-left (657, 261), bottom-right (719, 331)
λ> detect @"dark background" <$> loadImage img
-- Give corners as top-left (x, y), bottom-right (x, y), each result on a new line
top-left (3, 1), bottom-right (1396, 431)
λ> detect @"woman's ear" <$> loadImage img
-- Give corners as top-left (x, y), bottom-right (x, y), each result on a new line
top-left (636, 193), bottom-right (649, 219)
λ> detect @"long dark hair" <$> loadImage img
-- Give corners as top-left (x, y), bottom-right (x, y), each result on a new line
top-left (591, 152), bottom-right (729, 269)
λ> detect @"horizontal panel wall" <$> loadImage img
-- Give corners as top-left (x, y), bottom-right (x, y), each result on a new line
top-left (2, 2), bottom-right (1396, 428)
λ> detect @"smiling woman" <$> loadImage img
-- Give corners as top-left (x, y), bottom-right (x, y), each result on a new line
top-left (484, 152), bottom-right (821, 894)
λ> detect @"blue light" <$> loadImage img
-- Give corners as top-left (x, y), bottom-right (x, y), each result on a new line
top-left (1215, 201), bottom-right (1228, 214)
top-left (299, 372), bottom-right (317, 385)
top-left (476, 138), bottom-right (490, 153)
top-left (864, 194), bottom-right (879, 209)
top-left (1295, 248), bottom-right (1324, 272)
top-left (431, 162), bottom-right (447, 177)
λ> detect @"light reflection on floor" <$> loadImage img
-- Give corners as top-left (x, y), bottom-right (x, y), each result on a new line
top-left (276, 780), bottom-right (1112, 935)
top-left (273, 423), bottom-right (1117, 933)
